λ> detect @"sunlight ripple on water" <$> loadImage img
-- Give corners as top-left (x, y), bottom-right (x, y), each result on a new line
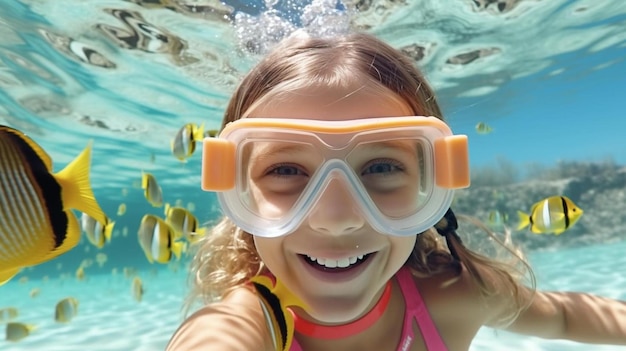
top-left (0, 0), bottom-right (624, 196)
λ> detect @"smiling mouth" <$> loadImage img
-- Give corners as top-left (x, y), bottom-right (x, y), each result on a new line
top-left (300, 253), bottom-right (374, 273)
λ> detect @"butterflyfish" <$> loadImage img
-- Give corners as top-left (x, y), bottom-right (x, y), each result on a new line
top-left (517, 195), bottom-right (583, 235)
top-left (137, 214), bottom-right (186, 264)
top-left (0, 307), bottom-right (18, 322)
top-left (250, 275), bottom-right (306, 351)
top-left (475, 122), bottom-right (493, 134)
top-left (204, 129), bottom-right (218, 138)
top-left (5, 322), bottom-right (36, 342)
top-left (164, 203), bottom-right (206, 242)
top-left (95, 252), bottom-right (107, 267)
top-left (76, 266), bottom-right (85, 281)
top-left (54, 297), bottom-right (79, 323)
top-left (487, 210), bottom-right (508, 229)
top-left (117, 203), bottom-right (126, 216)
top-left (30, 288), bottom-right (40, 298)
top-left (171, 122), bottom-right (204, 161)
top-left (81, 212), bottom-right (115, 248)
top-left (141, 172), bottom-right (163, 207)
top-left (131, 276), bottom-right (144, 302)
top-left (0, 126), bottom-right (107, 286)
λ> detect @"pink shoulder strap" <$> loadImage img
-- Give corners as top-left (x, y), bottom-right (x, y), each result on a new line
top-left (396, 266), bottom-right (448, 351)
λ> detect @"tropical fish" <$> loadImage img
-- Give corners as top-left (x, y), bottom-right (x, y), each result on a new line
top-left (117, 203), bottom-right (127, 216)
top-left (131, 276), bottom-right (144, 302)
top-left (0, 126), bottom-right (107, 286)
top-left (137, 214), bottom-right (186, 264)
top-left (164, 203), bottom-right (206, 242)
top-left (251, 275), bottom-right (306, 351)
top-left (29, 288), bottom-right (40, 298)
top-left (5, 322), bottom-right (35, 342)
top-left (95, 252), bottom-right (108, 267)
top-left (475, 122), bottom-right (493, 134)
top-left (81, 212), bottom-right (115, 248)
top-left (204, 129), bottom-right (219, 138)
top-left (517, 195), bottom-right (583, 235)
top-left (0, 307), bottom-right (18, 323)
top-left (171, 122), bottom-right (204, 161)
top-left (54, 297), bottom-right (79, 323)
top-left (75, 266), bottom-right (85, 281)
top-left (487, 210), bottom-right (508, 229)
top-left (141, 172), bottom-right (163, 207)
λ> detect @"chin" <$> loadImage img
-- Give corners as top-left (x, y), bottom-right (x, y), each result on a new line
top-left (302, 296), bottom-right (372, 324)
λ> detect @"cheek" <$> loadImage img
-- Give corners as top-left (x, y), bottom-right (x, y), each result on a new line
top-left (253, 236), bottom-right (286, 271)
top-left (390, 235), bottom-right (417, 266)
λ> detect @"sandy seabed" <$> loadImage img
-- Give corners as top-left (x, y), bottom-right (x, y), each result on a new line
top-left (2, 241), bottom-right (626, 350)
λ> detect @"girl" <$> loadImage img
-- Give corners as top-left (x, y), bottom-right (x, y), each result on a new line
top-left (166, 31), bottom-right (626, 351)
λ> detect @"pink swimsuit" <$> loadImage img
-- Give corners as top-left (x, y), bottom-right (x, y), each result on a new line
top-left (289, 267), bottom-right (448, 351)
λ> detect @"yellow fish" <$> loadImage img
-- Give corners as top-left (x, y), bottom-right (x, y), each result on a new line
top-left (164, 203), bottom-right (206, 242)
top-left (54, 297), bottom-right (79, 323)
top-left (0, 307), bottom-right (19, 323)
top-left (171, 122), bottom-right (204, 161)
top-left (141, 172), bottom-right (163, 207)
top-left (76, 266), bottom-right (85, 281)
top-left (117, 203), bottom-right (126, 216)
top-left (517, 195), bottom-right (583, 235)
top-left (81, 212), bottom-right (115, 248)
top-left (251, 275), bottom-right (306, 351)
top-left (137, 214), bottom-right (185, 264)
top-left (5, 322), bottom-right (36, 342)
top-left (95, 252), bottom-right (108, 267)
top-left (204, 129), bottom-right (219, 138)
top-left (0, 126), bottom-right (107, 286)
top-left (131, 276), bottom-right (144, 302)
top-left (487, 210), bottom-right (508, 229)
top-left (475, 122), bottom-right (493, 134)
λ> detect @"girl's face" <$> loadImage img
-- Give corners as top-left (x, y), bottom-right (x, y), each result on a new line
top-left (252, 86), bottom-right (418, 324)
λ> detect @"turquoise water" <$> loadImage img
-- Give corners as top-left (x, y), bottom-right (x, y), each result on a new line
top-left (1, 0), bottom-right (626, 350)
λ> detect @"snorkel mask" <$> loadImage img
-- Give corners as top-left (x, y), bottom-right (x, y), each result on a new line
top-left (201, 116), bottom-right (470, 237)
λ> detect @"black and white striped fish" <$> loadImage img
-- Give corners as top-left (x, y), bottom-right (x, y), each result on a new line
top-left (0, 125), bottom-right (107, 285)
top-left (516, 195), bottom-right (583, 235)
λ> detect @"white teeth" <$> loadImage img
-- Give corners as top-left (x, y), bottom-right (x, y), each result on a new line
top-left (306, 254), bottom-right (366, 269)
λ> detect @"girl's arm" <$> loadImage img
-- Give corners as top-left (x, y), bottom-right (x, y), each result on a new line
top-left (166, 287), bottom-right (273, 351)
top-left (502, 289), bottom-right (626, 344)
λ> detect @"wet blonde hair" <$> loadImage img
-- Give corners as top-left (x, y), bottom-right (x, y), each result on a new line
top-left (186, 32), bottom-right (534, 325)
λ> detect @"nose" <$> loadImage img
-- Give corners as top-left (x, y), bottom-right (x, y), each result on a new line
top-left (306, 178), bottom-right (365, 236)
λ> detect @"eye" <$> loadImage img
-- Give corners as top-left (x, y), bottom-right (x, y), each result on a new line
top-left (362, 159), bottom-right (404, 176)
top-left (266, 163), bottom-right (307, 177)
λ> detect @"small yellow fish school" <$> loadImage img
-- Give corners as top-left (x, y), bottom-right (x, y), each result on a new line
top-left (80, 212), bottom-right (115, 248)
top-left (517, 195), bottom-right (583, 235)
top-left (475, 122), bottom-right (493, 134)
top-left (141, 172), bottom-right (163, 208)
top-left (131, 276), bottom-right (144, 302)
top-left (55, 297), bottom-right (79, 323)
top-left (5, 322), bottom-right (36, 342)
top-left (164, 203), bottom-right (206, 243)
top-left (0, 126), bottom-right (107, 286)
top-left (137, 214), bottom-right (186, 264)
top-left (171, 122), bottom-right (204, 161)
top-left (0, 307), bottom-right (19, 323)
